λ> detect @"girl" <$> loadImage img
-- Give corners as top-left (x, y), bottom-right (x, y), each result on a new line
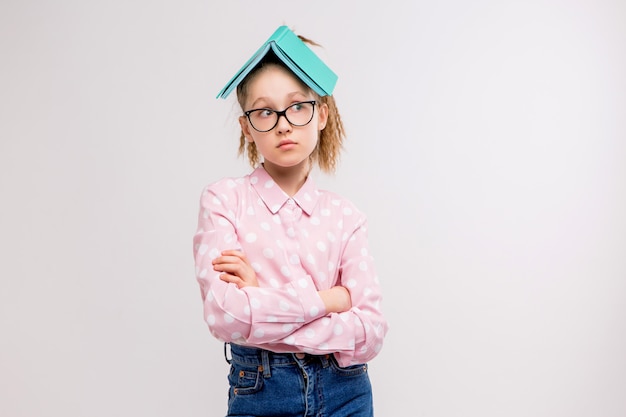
top-left (193, 26), bottom-right (388, 417)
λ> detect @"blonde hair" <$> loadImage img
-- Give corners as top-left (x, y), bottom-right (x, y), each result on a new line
top-left (235, 35), bottom-right (345, 174)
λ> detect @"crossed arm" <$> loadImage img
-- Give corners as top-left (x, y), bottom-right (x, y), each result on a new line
top-left (212, 249), bottom-right (352, 314)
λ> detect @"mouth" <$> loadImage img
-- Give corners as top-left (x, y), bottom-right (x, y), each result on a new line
top-left (277, 140), bottom-right (297, 149)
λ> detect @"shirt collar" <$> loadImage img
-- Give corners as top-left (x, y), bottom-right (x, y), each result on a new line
top-left (249, 166), bottom-right (320, 215)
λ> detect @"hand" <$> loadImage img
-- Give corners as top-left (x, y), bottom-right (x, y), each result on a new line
top-left (212, 250), bottom-right (259, 288)
top-left (318, 286), bottom-right (352, 314)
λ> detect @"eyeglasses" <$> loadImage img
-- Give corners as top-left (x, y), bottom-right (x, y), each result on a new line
top-left (244, 100), bottom-right (317, 132)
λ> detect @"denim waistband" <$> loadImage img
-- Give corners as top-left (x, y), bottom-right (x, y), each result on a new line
top-left (225, 343), bottom-right (331, 377)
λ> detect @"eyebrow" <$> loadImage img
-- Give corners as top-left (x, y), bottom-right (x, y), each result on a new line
top-left (249, 92), bottom-right (310, 109)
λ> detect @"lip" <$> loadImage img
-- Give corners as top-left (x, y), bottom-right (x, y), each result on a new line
top-left (277, 140), bottom-right (297, 149)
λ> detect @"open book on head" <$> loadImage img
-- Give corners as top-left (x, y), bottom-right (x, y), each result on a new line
top-left (216, 26), bottom-right (338, 99)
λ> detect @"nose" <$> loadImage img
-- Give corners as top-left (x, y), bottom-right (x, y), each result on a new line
top-left (275, 113), bottom-right (292, 133)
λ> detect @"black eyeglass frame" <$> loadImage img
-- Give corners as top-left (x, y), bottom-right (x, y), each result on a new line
top-left (244, 100), bottom-right (317, 133)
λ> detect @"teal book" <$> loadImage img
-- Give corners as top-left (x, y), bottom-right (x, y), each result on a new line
top-left (216, 26), bottom-right (338, 99)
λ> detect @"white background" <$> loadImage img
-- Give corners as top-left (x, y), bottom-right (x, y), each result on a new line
top-left (1, 1), bottom-right (625, 416)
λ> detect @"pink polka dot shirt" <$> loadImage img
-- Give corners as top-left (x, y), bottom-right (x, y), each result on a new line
top-left (193, 166), bottom-right (388, 366)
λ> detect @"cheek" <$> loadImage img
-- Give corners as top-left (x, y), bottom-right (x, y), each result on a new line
top-left (251, 136), bottom-right (271, 151)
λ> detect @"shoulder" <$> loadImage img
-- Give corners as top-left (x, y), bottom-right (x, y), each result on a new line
top-left (199, 173), bottom-right (253, 206)
top-left (316, 187), bottom-right (363, 211)
top-left (316, 188), bottom-right (368, 225)
top-left (204, 175), bottom-right (248, 192)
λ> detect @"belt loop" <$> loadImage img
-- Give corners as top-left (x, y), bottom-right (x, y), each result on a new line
top-left (320, 354), bottom-right (331, 368)
top-left (224, 342), bottom-right (232, 364)
top-left (261, 349), bottom-right (271, 378)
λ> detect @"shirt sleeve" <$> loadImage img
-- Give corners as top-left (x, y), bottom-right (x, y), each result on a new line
top-left (193, 184), bottom-right (327, 344)
top-left (255, 214), bottom-right (389, 367)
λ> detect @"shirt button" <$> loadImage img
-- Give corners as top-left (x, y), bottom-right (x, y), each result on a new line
top-left (287, 198), bottom-right (295, 205)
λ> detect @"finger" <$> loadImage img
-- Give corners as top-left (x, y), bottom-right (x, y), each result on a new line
top-left (214, 263), bottom-right (246, 277)
top-left (220, 250), bottom-right (249, 262)
top-left (213, 258), bottom-right (246, 271)
top-left (219, 273), bottom-right (243, 287)
top-left (213, 255), bottom-right (246, 266)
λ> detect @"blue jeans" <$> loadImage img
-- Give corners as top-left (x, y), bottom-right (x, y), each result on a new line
top-left (225, 343), bottom-right (374, 417)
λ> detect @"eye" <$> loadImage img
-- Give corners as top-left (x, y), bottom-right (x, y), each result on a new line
top-left (288, 102), bottom-right (304, 113)
top-left (258, 109), bottom-right (275, 118)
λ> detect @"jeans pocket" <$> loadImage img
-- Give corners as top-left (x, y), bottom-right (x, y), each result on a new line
top-left (228, 364), bottom-right (265, 395)
top-left (329, 357), bottom-right (369, 377)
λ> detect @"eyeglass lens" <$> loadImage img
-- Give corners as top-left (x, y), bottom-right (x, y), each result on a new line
top-left (247, 101), bottom-right (315, 132)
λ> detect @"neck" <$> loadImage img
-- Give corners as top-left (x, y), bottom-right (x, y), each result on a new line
top-left (262, 161), bottom-right (310, 196)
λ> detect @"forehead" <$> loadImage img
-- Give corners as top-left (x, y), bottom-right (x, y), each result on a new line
top-left (244, 64), bottom-right (312, 105)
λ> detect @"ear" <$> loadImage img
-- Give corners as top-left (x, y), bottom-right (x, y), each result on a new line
top-left (239, 116), bottom-right (254, 142)
top-left (317, 102), bottom-right (329, 131)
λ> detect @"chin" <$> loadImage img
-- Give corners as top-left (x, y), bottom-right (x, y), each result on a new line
top-left (266, 158), bottom-right (309, 169)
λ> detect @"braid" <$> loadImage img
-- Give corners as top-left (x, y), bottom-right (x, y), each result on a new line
top-left (311, 95), bottom-right (345, 173)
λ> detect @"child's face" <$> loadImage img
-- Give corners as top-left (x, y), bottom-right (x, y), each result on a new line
top-left (239, 65), bottom-right (328, 172)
